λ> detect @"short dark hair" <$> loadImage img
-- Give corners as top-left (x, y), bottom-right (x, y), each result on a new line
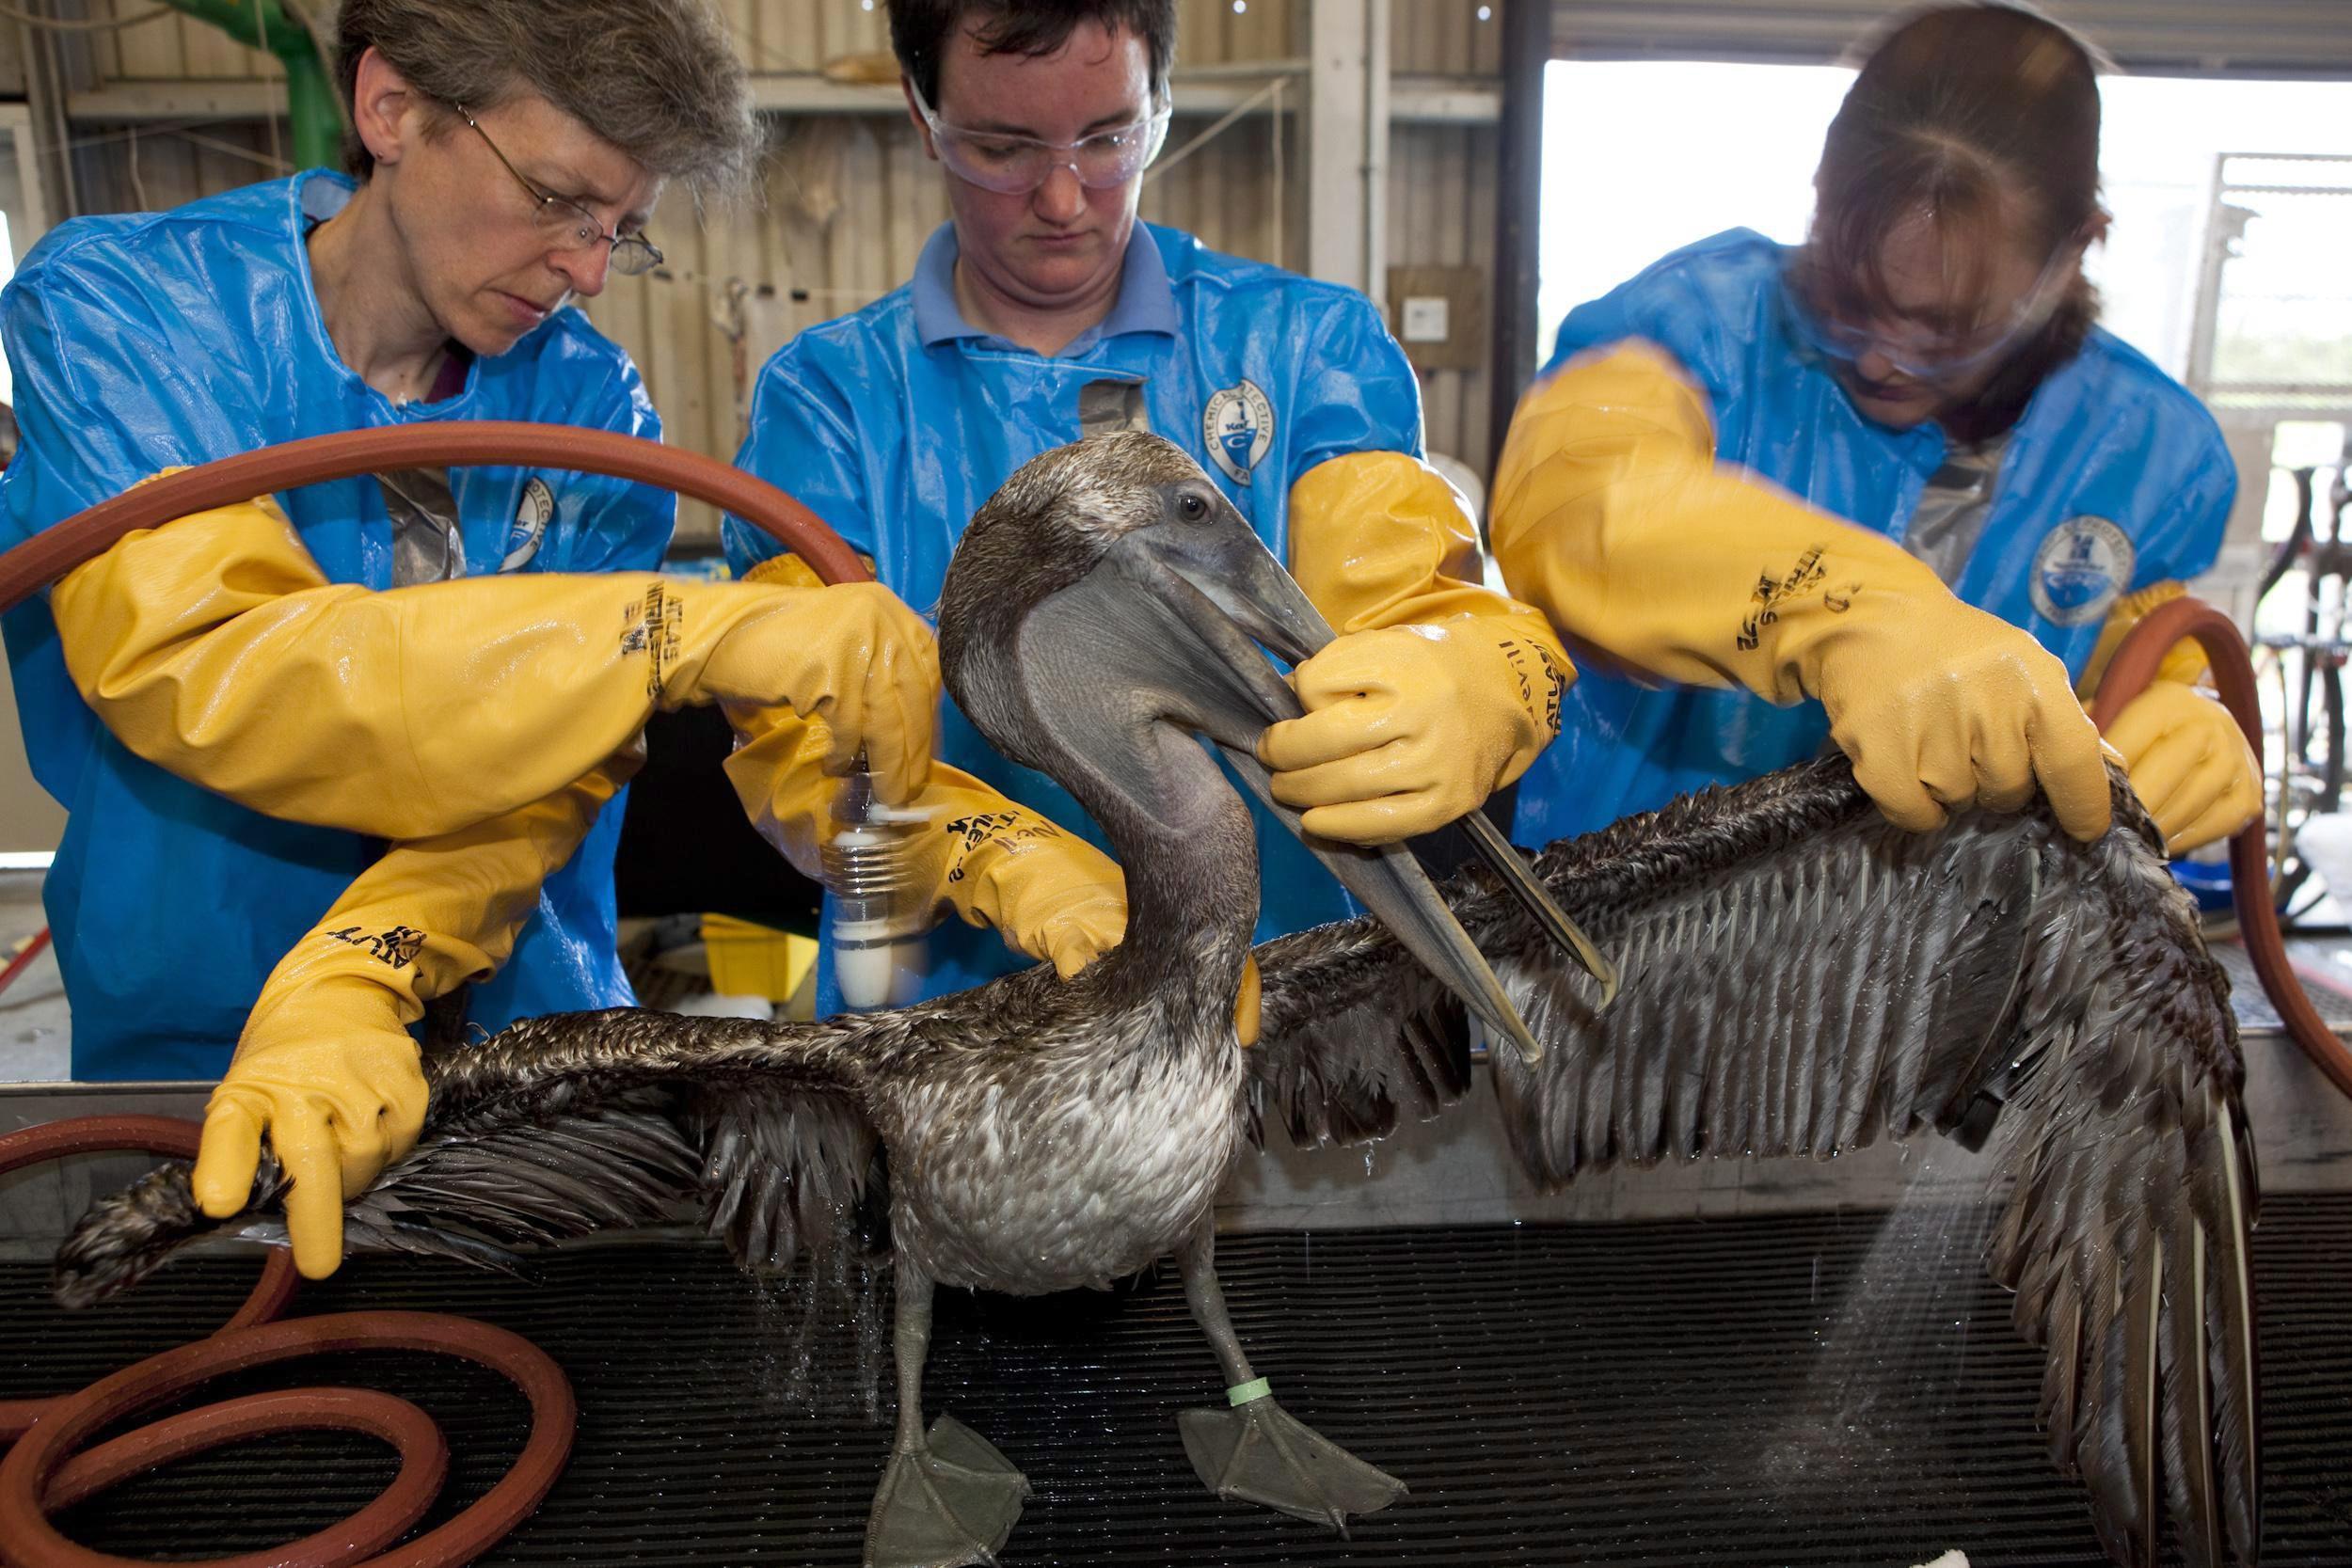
top-left (886, 0), bottom-right (1177, 111)
top-left (334, 0), bottom-right (761, 195)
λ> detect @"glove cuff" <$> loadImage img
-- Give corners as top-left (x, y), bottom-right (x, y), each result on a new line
top-left (905, 784), bottom-right (1127, 960)
top-left (1772, 536), bottom-right (1972, 705)
top-left (934, 801), bottom-right (1106, 922)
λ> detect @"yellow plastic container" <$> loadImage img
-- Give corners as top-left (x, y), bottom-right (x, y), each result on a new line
top-left (700, 913), bottom-right (819, 1011)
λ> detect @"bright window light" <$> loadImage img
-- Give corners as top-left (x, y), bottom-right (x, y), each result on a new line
top-left (1537, 62), bottom-right (1854, 351)
top-left (1538, 61), bottom-right (2352, 381)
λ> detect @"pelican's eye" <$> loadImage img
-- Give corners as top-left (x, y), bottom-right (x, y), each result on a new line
top-left (1178, 492), bottom-right (1208, 520)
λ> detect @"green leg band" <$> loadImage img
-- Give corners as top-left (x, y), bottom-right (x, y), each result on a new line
top-left (1227, 1376), bottom-right (1272, 1407)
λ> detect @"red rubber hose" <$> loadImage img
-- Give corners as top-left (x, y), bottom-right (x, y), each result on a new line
top-left (0, 421), bottom-right (871, 607)
top-left (40, 1386), bottom-right (446, 1519)
top-left (0, 928), bottom-right (52, 1002)
top-left (0, 1313), bottom-right (575, 1568)
top-left (2088, 594), bottom-right (2352, 1098)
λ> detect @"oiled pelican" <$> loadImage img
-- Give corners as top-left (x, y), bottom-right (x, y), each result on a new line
top-left (60, 433), bottom-right (2257, 1568)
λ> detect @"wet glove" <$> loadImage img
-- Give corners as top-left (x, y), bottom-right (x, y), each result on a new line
top-left (193, 760), bottom-right (628, 1277)
top-left (1490, 342), bottom-right (2110, 842)
top-left (2076, 581), bottom-right (2264, 854)
top-left (193, 974), bottom-right (429, 1280)
top-left (2103, 680), bottom-right (2263, 853)
top-left (898, 767), bottom-right (1131, 977)
top-left (1259, 451), bottom-right (1569, 845)
top-left (723, 554), bottom-right (1126, 978)
top-left (52, 491), bottom-right (937, 837)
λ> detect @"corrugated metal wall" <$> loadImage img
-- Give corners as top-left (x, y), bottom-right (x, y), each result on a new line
top-left (35, 0), bottom-right (1502, 541)
top-left (83, 0), bottom-right (291, 81)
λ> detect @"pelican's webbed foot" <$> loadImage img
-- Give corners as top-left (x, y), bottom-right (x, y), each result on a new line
top-left (1178, 1387), bottom-right (1406, 1532)
top-left (864, 1414), bottom-right (1029, 1568)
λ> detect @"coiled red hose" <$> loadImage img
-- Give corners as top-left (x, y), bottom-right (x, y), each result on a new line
top-left (0, 1117), bottom-right (297, 1446)
top-left (2088, 594), bottom-right (2352, 1097)
top-left (0, 426), bottom-right (870, 1567)
top-left (1, 1308), bottom-right (576, 1568)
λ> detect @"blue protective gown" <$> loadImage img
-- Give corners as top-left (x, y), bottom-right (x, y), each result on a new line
top-left (727, 220), bottom-right (1424, 1008)
top-left (1510, 229), bottom-right (2236, 847)
top-left (0, 171), bottom-right (674, 1080)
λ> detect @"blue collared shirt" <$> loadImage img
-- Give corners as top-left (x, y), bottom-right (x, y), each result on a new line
top-left (909, 220), bottom-right (1181, 356)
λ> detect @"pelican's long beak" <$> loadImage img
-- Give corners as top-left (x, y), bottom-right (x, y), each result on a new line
top-left (1131, 501), bottom-right (1618, 1012)
top-left (1099, 517), bottom-right (1557, 1063)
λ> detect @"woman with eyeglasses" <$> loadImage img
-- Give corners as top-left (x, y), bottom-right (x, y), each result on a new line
top-left (1491, 4), bottom-right (2259, 862)
top-left (0, 0), bottom-right (947, 1279)
top-left (725, 0), bottom-right (1571, 1016)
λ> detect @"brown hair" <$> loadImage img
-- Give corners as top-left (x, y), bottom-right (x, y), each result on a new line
top-left (333, 0), bottom-right (760, 196)
top-left (1804, 5), bottom-right (2104, 432)
top-left (886, 0), bottom-right (1177, 111)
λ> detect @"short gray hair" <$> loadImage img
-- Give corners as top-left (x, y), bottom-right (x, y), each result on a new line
top-left (334, 0), bottom-right (760, 195)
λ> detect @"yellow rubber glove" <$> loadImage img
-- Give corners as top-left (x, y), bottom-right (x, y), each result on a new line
top-left (722, 553), bottom-right (1126, 978)
top-left (51, 491), bottom-right (937, 838)
top-left (192, 758), bottom-right (629, 1277)
top-left (2074, 579), bottom-right (2261, 852)
top-left (1490, 342), bottom-right (2111, 841)
top-left (2102, 680), bottom-right (2263, 853)
top-left (1256, 451), bottom-right (1572, 845)
top-left (1234, 953), bottom-right (1261, 1048)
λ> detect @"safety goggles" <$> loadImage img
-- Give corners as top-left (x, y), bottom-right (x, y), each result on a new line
top-left (906, 75), bottom-right (1170, 195)
top-left (1789, 240), bottom-right (2082, 386)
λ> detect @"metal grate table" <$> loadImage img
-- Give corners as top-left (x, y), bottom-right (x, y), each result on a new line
top-left (8, 1198), bottom-right (2352, 1566)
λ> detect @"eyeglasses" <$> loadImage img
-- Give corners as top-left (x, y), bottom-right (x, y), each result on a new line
top-left (1790, 240), bottom-right (2083, 386)
top-left (906, 75), bottom-right (1170, 196)
top-left (454, 103), bottom-right (663, 277)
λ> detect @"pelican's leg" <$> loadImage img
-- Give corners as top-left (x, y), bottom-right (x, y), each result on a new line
top-left (1172, 1219), bottom-right (1406, 1532)
top-left (862, 1256), bottom-right (1030, 1568)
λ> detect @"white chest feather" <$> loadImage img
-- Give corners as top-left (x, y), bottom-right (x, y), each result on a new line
top-left (889, 1026), bottom-right (1246, 1293)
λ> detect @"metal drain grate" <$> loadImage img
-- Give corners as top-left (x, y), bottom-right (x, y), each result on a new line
top-left (2213, 936), bottom-right (2352, 1033)
top-left (8, 1197), bottom-right (2352, 1565)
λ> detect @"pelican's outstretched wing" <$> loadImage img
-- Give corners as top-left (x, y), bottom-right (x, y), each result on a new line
top-left (1257, 757), bottom-right (2257, 1568)
top-left (1246, 910), bottom-right (1473, 1148)
top-left (53, 1008), bottom-right (885, 1304)
top-left (427, 1007), bottom-right (894, 1275)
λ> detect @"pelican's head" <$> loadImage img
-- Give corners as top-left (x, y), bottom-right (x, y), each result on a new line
top-left (939, 431), bottom-right (1544, 1061)
top-left (942, 431), bottom-right (1330, 774)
